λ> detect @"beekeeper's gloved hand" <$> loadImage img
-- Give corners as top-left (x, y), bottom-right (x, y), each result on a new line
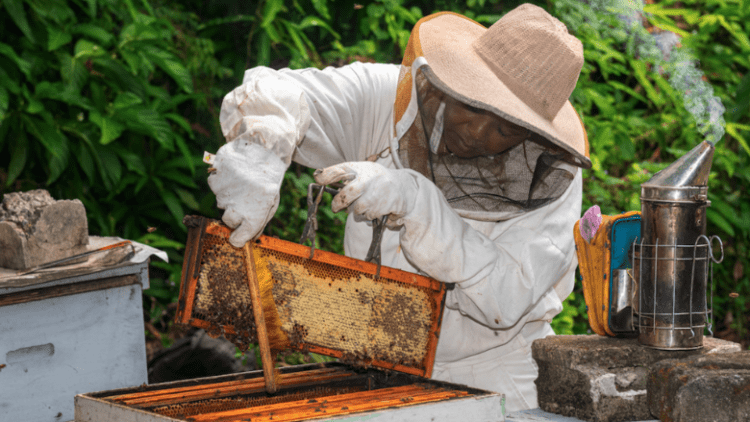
top-left (208, 141), bottom-right (286, 247)
top-left (313, 162), bottom-right (418, 226)
top-left (315, 161), bottom-right (483, 286)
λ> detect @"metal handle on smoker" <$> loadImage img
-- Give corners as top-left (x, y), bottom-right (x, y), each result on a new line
top-left (300, 183), bottom-right (388, 278)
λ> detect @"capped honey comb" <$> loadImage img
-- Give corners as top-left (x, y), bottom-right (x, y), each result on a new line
top-left (177, 216), bottom-right (446, 377)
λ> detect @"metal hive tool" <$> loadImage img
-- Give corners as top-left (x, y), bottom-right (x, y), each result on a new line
top-left (177, 215), bottom-right (446, 378)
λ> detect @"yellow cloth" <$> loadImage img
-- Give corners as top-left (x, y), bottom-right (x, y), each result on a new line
top-left (574, 211), bottom-right (640, 336)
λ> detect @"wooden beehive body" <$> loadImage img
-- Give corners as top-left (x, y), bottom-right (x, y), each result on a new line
top-left (177, 216), bottom-right (446, 377)
top-left (74, 363), bottom-right (505, 421)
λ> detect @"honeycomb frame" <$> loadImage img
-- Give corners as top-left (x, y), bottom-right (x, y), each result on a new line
top-left (177, 216), bottom-right (446, 378)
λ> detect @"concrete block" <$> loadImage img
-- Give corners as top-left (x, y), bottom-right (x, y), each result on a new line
top-left (648, 351), bottom-right (750, 422)
top-left (533, 335), bottom-right (740, 422)
top-left (0, 189), bottom-right (88, 270)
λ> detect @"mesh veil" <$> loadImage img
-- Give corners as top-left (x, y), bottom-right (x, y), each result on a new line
top-left (397, 67), bottom-right (578, 219)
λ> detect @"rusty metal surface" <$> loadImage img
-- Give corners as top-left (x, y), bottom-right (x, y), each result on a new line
top-left (178, 216), bottom-right (446, 377)
top-left (75, 363), bottom-right (504, 422)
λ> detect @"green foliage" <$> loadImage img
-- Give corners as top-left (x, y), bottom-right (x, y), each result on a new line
top-left (0, 0), bottom-right (228, 328)
top-left (555, 0), bottom-right (750, 341)
top-left (2, 0), bottom-right (749, 346)
top-left (551, 288), bottom-right (590, 335)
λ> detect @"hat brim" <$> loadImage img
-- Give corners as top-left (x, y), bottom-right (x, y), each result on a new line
top-left (418, 13), bottom-right (591, 169)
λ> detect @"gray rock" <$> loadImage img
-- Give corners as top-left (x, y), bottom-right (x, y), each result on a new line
top-left (0, 190), bottom-right (88, 270)
top-left (533, 335), bottom-right (740, 422)
top-left (648, 351), bottom-right (750, 422)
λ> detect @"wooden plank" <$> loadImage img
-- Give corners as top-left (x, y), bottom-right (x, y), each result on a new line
top-left (244, 241), bottom-right (278, 394)
top-left (111, 368), bottom-right (354, 406)
top-left (187, 385), bottom-right (469, 422)
top-left (0, 274), bottom-right (138, 307)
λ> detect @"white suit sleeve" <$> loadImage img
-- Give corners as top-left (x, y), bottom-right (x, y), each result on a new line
top-left (220, 63), bottom-right (399, 168)
top-left (398, 170), bottom-right (582, 329)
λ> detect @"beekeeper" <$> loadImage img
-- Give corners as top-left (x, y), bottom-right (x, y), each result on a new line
top-left (207, 4), bottom-right (590, 412)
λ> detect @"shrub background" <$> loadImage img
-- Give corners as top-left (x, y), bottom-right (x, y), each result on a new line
top-left (1, 0), bottom-right (748, 348)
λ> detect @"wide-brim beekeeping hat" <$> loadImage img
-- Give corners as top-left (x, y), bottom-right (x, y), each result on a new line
top-left (393, 4), bottom-right (590, 169)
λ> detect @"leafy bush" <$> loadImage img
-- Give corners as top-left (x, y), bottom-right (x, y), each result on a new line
top-left (2, 0), bottom-right (747, 346)
top-left (0, 0), bottom-right (228, 334)
top-left (554, 0), bottom-right (750, 342)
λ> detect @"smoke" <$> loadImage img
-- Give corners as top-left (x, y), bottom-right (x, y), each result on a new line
top-left (564, 0), bottom-right (726, 144)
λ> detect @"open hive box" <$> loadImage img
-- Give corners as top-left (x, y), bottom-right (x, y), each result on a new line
top-left (176, 215), bottom-right (447, 377)
top-left (74, 362), bottom-right (505, 421)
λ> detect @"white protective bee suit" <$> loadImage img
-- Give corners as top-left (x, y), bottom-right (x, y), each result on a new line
top-left (208, 6), bottom-right (590, 413)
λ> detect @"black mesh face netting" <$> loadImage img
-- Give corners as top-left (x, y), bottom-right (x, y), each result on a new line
top-left (397, 67), bottom-right (578, 218)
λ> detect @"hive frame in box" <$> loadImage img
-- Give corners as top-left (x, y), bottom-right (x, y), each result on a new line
top-left (177, 216), bottom-right (447, 378)
top-left (74, 362), bottom-right (505, 422)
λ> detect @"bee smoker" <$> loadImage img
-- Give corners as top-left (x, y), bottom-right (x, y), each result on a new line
top-left (632, 140), bottom-right (723, 350)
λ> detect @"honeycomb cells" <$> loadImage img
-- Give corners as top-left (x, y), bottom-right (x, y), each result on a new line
top-left (186, 219), bottom-right (443, 374)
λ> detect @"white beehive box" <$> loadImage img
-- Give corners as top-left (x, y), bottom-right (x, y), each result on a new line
top-left (0, 260), bottom-right (151, 422)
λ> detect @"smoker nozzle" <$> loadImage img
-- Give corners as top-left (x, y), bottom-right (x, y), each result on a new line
top-left (642, 140), bottom-right (715, 189)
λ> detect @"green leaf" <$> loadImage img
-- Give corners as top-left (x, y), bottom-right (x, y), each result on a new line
top-left (83, 0), bottom-right (96, 18)
top-left (113, 92), bottom-right (143, 109)
top-left (26, 97), bottom-right (43, 114)
top-left (707, 209), bottom-right (735, 236)
top-left (7, 132), bottom-right (28, 186)
top-left (74, 39), bottom-right (106, 59)
top-left (76, 141), bottom-right (96, 184)
top-left (164, 113), bottom-right (193, 137)
top-left (143, 287), bottom-right (172, 299)
top-left (91, 58), bottom-right (147, 99)
top-left (366, 3), bottom-right (385, 18)
top-left (97, 146), bottom-right (122, 188)
top-left (136, 233), bottom-right (184, 250)
top-left (176, 188), bottom-right (200, 210)
top-left (710, 198), bottom-right (742, 227)
top-left (158, 168), bottom-right (198, 188)
top-left (196, 15), bottom-right (255, 31)
top-left (89, 110), bottom-right (125, 144)
top-left (59, 53), bottom-right (89, 93)
top-left (0, 42), bottom-right (32, 79)
top-left (283, 22), bottom-right (309, 61)
top-left (160, 189), bottom-right (184, 224)
top-left (47, 26), bottom-right (73, 51)
top-left (630, 59), bottom-right (665, 107)
top-left (616, 135), bottom-right (635, 160)
top-left (257, 31), bottom-right (270, 67)
top-left (261, 0), bottom-right (285, 28)
top-left (729, 72), bottom-right (750, 122)
top-left (119, 107), bottom-right (173, 149)
top-left (113, 146), bottom-right (147, 175)
top-left (72, 23), bottom-right (115, 47)
top-left (173, 134), bottom-right (195, 174)
top-left (3, 0), bottom-right (36, 44)
top-left (608, 80), bottom-right (649, 104)
top-left (310, 0), bottom-right (330, 20)
top-left (26, 0), bottom-right (74, 24)
top-left (22, 115), bottom-right (67, 159)
top-left (139, 0), bottom-right (155, 17)
top-left (298, 16), bottom-right (339, 39)
top-left (0, 66), bottom-right (20, 95)
top-left (140, 45), bottom-right (193, 94)
top-left (585, 87), bottom-right (615, 117)
top-left (36, 81), bottom-right (94, 109)
top-left (725, 122), bottom-right (750, 156)
top-left (0, 86), bottom-right (8, 120)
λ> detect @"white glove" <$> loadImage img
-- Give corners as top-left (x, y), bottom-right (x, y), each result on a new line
top-left (207, 141), bottom-right (287, 247)
top-left (313, 162), bottom-right (418, 224)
